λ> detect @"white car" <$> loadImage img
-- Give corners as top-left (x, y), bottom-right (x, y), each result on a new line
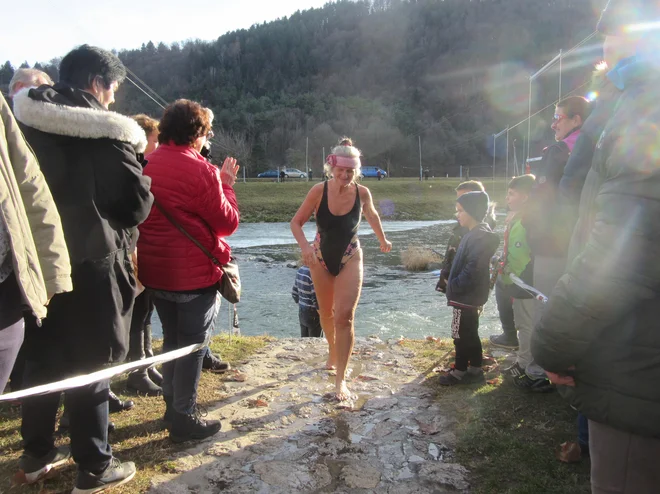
top-left (283, 168), bottom-right (307, 178)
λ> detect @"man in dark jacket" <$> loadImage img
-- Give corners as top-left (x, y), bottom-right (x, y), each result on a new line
top-left (532, 2), bottom-right (660, 492)
top-left (12, 45), bottom-right (152, 492)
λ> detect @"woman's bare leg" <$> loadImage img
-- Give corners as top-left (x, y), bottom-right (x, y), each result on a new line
top-left (333, 250), bottom-right (363, 400)
top-left (309, 261), bottom-right (337, 369)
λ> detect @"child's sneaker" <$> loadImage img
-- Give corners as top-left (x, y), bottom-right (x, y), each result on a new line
top-left (512, 373), bottom-right (555, 393)
top-left (502, 361), bottom-right (525, 378)
top-left (18, 446), bottom-right (71, 484)
top-left (489, 333), bottom-right (519, 350)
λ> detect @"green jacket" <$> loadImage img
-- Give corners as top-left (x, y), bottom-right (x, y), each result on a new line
top-left (0, 93), bottom-right (71, 320)
top-left (501, 214), bottom-right (533, 291)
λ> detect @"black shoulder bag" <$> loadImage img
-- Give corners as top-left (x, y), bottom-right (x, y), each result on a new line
top-left (153, 199), bottom-right (241, 303)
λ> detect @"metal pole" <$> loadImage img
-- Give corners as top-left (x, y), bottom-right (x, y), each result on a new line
top-left (228, 301), bottom-right (232, 343)
top-left (559, 49), bottom-right (563, 102)
top-left (243, 165), bottom-right (246, 183)
top-left (305, 137), bottom-right (309, 181)
top-left (506, 126), bottom-right (510, 179)
top-left (418, 135), bottom-right (422, 181)
top-left (322, 147), bottom-right (325, 179)
top-left (530, 51), bottom-right (562, 81)
top-left (526, 76), bottom-right (532, 163)
top-left (492, 134), bottom-right (497, 194)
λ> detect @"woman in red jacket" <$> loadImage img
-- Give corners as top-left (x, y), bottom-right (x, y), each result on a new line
top-left (138, 100), bottom-right (239, 443)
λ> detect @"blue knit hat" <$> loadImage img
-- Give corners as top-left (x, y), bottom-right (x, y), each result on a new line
top-left (457, 191), bottom-right (489, 222)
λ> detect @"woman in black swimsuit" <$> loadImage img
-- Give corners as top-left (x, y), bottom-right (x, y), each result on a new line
top-left (291, 138), bottom-right (392, 401)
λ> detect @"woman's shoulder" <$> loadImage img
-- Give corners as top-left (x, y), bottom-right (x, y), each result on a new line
top-left (357, 183), bottom-right (372, 200)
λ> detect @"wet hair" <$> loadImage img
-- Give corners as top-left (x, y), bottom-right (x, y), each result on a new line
top-left (455, 180), bottom-right (485, 193)
top-left (324, 136), bottom-right (362, 182)
top-left (556, 96), bottom-right (591, 121)
top-left (508, 174), bottom-right (536, 195)
top-left (59, 45), bottom-right (126, 91)
top-left (132, 114), bottom-right (159, 135)
top-left (8, 68), bottom-right (53, 97)
top-left (158, 99), bottom-right (212, 146)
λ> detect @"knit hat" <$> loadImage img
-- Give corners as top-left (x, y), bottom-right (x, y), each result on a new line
top-left (597, 0), bottom-right (660, 36)
top-left (457, 191), bottom-right (489, 222)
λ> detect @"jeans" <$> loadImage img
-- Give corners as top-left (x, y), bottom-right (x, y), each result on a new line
top-left (0, 272), bottom-right (25, 392)
top-left (495, 279), bottom-right (516, 338)
top-left (451, 306), bottom-right (482, 371)
top-left (154, 291), bottom-right (217, 415)
top-left (578, 413), bottom-right (589, 449)
top-left (299, 307), bottom-right (323, 338)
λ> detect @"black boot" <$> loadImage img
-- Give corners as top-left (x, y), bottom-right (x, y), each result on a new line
top-left (163, 395), bottom-right (174, 429)
top-left (147, 367), bottom-right (163, 386)
top-left (170, 406), bottom-right (221, 443)
top-left (126, 368), bottom-right (162, 396)
top-left (108, 391), bottom-right (134, 413)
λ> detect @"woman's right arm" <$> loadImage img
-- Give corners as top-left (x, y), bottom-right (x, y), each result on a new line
top-left (291, 184), bottom-right (322, 266)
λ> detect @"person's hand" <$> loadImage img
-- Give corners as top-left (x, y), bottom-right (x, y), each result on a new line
top-left (546, 371), bottom-right (575, 387)
top-left (380, 239), bottom-right (392, 253)
top-left (220, 157), bottom-right (239, 186)
top-left (302, 244), bottom-right (316, 266)
top-left (435, 276), bottom-right (447, 293)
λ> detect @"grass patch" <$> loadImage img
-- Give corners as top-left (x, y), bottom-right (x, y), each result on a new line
top-left (403, 339), bottom-right (591, 494)
top-left (401, 245), bottom-right (442, 271)
top-left (235, 177), bottom-right (508, 223)
top-left (0, 334), bottom-right (272, 494)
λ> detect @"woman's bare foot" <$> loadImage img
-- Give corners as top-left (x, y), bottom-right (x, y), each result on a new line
top-left (325, 358), bottom-right (337, 370)
top-left (335, 380), bottom-right (354, 401)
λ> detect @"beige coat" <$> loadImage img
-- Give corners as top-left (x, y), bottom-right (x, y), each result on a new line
top-left (0, 93), bottom-right (71, 320)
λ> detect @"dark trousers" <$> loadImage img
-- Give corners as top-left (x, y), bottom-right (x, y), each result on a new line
top-left (589, 420), bottom-right (660, 494)
top-left (299, 307), bottom-right (323, 338)
top-left (578, 413), bottom-right (589, 450)
top-left (21, 364), bottom-right (111, 473)
top-left (128, 290), bottom-right (155, 361)
top-left (451, 306), bottom-right (482, 371)
top-left (20, 252), bottom-right (135, 473)
top-left (495, 279), bottom-right (516, 338)
top-left (154, 291), bottom-right (216, 415)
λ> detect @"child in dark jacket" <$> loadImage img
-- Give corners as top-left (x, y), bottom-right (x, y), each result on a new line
top-left (440, 191), bottom-right (500, 386)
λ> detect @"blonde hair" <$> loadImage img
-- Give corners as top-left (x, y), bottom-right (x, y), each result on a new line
top-left (324, 136), bottom-right (362, 182)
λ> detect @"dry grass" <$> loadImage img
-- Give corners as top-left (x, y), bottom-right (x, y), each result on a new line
top-left (0, 334), bottom-right (273, 494)
top-left (403, 339), bottom-right (591, 494)
top-left (401, 245), bottom-right (442, 271)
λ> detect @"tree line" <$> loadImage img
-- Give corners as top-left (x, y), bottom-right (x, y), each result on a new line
top-left (0, 0), bottom-right (605, 177)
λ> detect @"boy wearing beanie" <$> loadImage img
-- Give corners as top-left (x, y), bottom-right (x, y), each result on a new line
top-left (440, 191), bottom-right (499, 385)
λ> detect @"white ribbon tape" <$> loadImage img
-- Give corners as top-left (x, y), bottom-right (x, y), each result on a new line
top-left (510, 274), bottom-right (548, 303)
top-left (0, 341), bottom-right (206, 402)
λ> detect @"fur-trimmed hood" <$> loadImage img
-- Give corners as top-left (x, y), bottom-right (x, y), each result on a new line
top-left (13, 85), bottom-right (146, 154)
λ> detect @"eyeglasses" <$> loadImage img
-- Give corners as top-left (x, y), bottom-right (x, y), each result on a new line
top-left (552, 114), bottom-right (570, 124)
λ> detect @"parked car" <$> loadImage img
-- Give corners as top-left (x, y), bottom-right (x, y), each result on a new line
top-left (257, 169), bottom-right (279, 178)
top-left (283, 168), bottom-right (307, 178)
top-left (361, 166), bottom-right (387, 178)
top-left (257, 168), bottom-right (307, 179)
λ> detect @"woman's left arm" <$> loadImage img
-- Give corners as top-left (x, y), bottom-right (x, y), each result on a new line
top-left (360, 185), bottom-right (392, 253)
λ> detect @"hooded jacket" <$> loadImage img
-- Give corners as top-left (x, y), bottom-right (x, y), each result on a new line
top-left (0, 93), bottom-right (71, 320)
top-left (446, 223), bottom-right (499, 307)
top-left (13, 84), bottom-right (153, 263)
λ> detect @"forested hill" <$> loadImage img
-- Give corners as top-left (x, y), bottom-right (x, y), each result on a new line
top-left (0, 0), bottom-right (605, 177)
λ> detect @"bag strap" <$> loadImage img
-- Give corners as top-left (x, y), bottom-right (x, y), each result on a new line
top-left (153, 199), bottom-right (221, 266)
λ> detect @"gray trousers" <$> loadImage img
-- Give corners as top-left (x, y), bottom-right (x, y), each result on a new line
top-left (590, 420), bottom-right (660, 494)
top-left (515, 255), bottom-right (566, 380)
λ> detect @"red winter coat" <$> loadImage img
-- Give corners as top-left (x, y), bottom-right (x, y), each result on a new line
top-left (137, 143), bottom-right (239, 291)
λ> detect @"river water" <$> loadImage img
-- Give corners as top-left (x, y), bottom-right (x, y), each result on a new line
top-left (151, 220), bottom-right (504, 341)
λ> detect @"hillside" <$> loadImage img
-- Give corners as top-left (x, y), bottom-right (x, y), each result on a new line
top-left (0, 0), bottom-right (606, 176)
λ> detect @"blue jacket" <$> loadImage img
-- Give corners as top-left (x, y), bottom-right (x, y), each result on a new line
top-left (446, 223), bottom-right (499, 308)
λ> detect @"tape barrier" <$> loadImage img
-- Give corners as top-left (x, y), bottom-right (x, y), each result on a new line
top-left (0, 340), bottom-right (207, 402)
top-left (509, 274), bottom-right (548, 303)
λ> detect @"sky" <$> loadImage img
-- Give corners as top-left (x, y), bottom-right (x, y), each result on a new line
top-left (1, 0), bottom-right (332, 67)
